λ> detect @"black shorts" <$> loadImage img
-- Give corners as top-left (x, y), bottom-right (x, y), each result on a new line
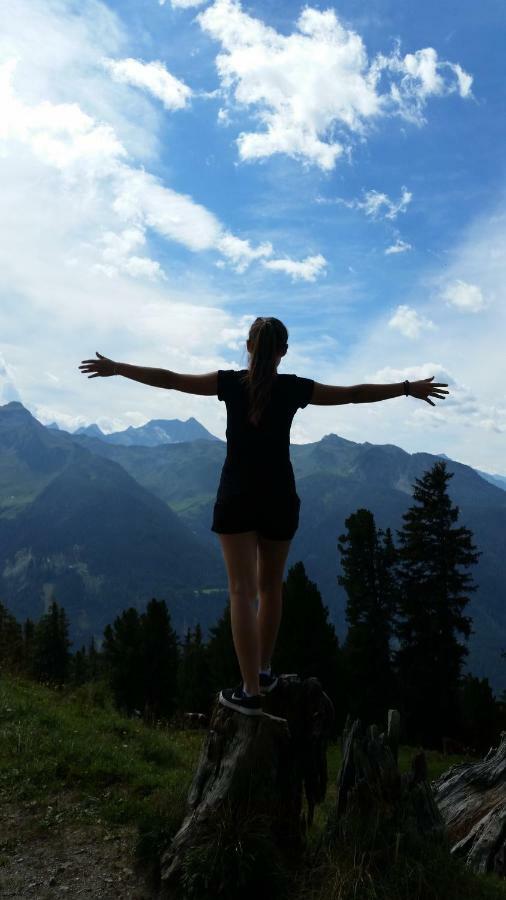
top-left (211, 491), bottom-right (301, 541)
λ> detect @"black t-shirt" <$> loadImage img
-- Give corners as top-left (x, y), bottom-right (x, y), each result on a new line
top-left (216, 369), bottom-right (314, 500)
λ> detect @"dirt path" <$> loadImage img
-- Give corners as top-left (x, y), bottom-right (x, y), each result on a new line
top-left (0, 792), bottom-right (157, 899)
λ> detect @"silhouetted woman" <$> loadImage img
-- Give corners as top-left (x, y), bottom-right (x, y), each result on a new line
top-left (79, 316), bottom-right (448, 716)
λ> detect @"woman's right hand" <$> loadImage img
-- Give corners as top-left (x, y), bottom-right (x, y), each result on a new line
top-left (79, 352), bottom-right (117, 378)
top-left (409, 376), bottom-right (449, 406)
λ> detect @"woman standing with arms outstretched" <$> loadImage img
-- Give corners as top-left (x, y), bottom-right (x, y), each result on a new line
top-left (79, 316), bottom-right (448, 716)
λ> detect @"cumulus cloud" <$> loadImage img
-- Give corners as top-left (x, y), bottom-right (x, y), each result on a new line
top-left (216, 233), bottom-right (273, 272)
top-left (388, 305), bottom-right (435, 338)
top-left (1, 56), bottom-right (318, 278)
top-left (0, 58), bottom-right (127, 182)
top-left (262, 254), bottom-right (327, 282)
top-left (92, 227), bottom-right (167, 281)
top-left (102, 57), bottom-right (192, 110)
top-left (197, 0), bottom-right (472, 169)
top-left (385, 238), bottom-right (412, 255)
top-left (441, 279), bottom-right (487, 313)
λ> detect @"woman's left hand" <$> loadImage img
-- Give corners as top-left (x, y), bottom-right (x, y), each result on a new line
top-left (79, 352), bottom-right (117, 378)
top-left (409, 376), bottom-right (449, 406)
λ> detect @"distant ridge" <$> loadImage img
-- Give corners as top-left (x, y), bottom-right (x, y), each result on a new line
top-left (476, 469), bottom-right (506, 492)
top-left (73, 416), bottom-right (220, 446)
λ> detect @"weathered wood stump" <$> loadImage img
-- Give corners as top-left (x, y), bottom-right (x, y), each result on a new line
top-left (160, 675), bottom-right (335, 895)
top-left (432, 730), bottom-right (506, 876)
top-left (324, 710), bottom-right (446, 849)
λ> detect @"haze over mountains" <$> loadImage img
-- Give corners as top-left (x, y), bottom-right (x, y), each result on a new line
top-left (1, 400), bottom-right (505, 693)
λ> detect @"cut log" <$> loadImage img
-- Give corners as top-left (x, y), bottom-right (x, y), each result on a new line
top-left (432, 731), bottom-right (506, 876)
top-left (160, 675), bottom-right (335, 894)
top-left (325, 711), bottom-right (446, 847)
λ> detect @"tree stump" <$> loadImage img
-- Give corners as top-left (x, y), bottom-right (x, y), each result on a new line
top-left (160, 675), bottom-right (335, 895)
top-left (325, 711), bottom-right (446, 848)
top-left (432, 730), bottom-right (506, 876)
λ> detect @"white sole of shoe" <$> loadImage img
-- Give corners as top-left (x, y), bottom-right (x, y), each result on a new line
top-left (219, 694), bottom-right (263, 716)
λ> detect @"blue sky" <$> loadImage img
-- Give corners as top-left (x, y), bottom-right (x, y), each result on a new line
top-left (1, 0), bottom-right (505, 473)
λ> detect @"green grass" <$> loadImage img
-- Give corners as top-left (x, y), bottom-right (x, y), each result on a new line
top-left (0, 674), bottom-right (204, 833)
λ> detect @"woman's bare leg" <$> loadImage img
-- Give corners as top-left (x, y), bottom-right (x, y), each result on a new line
top-left (217, 531), bottom-right (260, 694)
top-left (257, 535), bottom-right (292, 670)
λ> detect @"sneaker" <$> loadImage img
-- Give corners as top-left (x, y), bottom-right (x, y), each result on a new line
top-left (259, 671), bottom-right (279, 694)
top-left (219, 684), bottom-right (263, 716)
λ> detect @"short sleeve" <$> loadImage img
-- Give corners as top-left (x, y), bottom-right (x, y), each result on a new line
top-left (217, 369), bottom-right (237, 402)
top-left (293, 375), bottom-right (314, 409)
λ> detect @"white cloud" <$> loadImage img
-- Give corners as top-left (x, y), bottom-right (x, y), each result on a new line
top-left (215, 233), bottom-right (273, 272)
top-left (262, 254), bottom-right (327, 282)
top-left (370, 44), bottom-right (473, 125)
top-left (0, 57), bottom-right (127, 182)
top-left (330, 187), bottom-right (412, 220)
top-left (92, 227), bottom-right (167, 281)
top-left (388, 305), bottom-right (435, 338)
top-left (364, 363), bottom-right (506, 433)
top-left (161, 0), bottom-right (208, 7)
top-left (1, 56), bottom-right (314, 278)
top-left (198, 0), bottom-right (472, 169)
top-left (102, 57), bottom-right (192, 111)
top-left (441, 279), bottom-right (487, 312)
top-left (385, 238), bottom-right (412, 255)
top-left (0, 352), bottom-right (22, 403)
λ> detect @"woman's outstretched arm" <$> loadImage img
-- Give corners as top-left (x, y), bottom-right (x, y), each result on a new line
top-left (79, 353), bottom-right (218, 395)
top-left (309, 377), bottom-right (449, 407)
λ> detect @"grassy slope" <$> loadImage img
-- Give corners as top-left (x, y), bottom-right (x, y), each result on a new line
top-left (0, 675), bottom-right (504, 899)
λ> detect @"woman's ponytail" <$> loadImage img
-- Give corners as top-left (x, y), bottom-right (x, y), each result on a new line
top-left (240, 317), bottom-right (288, 426)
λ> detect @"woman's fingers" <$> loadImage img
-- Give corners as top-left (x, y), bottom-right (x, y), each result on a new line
top-left (411, 378), bottom-right (450, 406)
top-left (409, 377), bottom-right (451, 406)
top-left (79, 352), bottom-right (115, 379)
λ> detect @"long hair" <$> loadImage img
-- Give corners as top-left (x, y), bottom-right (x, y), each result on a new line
top-left (239, 317), bottom-right (288, 426)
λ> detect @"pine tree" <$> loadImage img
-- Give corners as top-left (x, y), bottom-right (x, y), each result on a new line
top-left (71, 645), bottom-right (89, 686)
top-left (103, 607), bottom-right (144, 714)
top-left (177, 623), bottom-right (213, 714)
top-left (458, 673), bottom-right (501, 753)
top-left (394, 461), bottom-right (480, 747)
top-left (87, 635), bottom-right (101, 681)
top-left (337, 510), bottom-right (397, 725)
top-left (0, 601), bottom-right (24, 675)
top-left (140, 597), bottom-right (179, 722)
top-left (31, 600), bottom-right (72, 684)
top-left (273, 561), bottom-right (344, 730)
top-left (23, 618), bottom-right (35, 675)
top-left (206, 601), bottom-right (240, 694)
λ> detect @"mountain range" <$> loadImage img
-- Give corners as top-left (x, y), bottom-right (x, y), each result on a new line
top-left (49, 416), bottom-right (219, 446)
top-left (1, 400), bottom-right (505, 693)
